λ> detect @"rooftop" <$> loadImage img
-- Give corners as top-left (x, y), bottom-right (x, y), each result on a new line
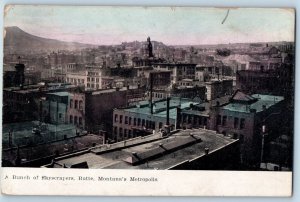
top-left (223, 94), bottom-right (284, 113)
top-left (120, 97), bottom-right (200, 119)
top-left (47, 91), bottom-right (70, 97)
top-left (47, 129), bottom-right (238, 170)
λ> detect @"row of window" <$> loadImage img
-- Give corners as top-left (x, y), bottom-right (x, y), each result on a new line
top-left (87, 83), bottom-right (100, 89)
top-left (114, 127), bottom-right (133, 139)
top-left (87, 77), bottom-right (100, 82)
top-left (70, 99), bottom-right (83, 110)
top-left (148, 92), bottom-right (165, 99)
top-left (182, 115), bottom-right (208, 126)
top-left (114, 114), bottom-right (163, 129)
top-left (217, 115), bottom-right (245, 129)
top-left (69, 115), bottom-right (83, 125)
top-left (67, 78), bottom-right (84, 84)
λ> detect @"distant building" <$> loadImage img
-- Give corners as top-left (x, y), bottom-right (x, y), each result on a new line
top-left (149, 85), bottom-right (206, 102)
top-left (236, 64), bottom-right (293, 97)
top-left (154, 63), bottom-right (197, 83)
top-left (65, 71), bottom-right (86, 87)
top-left (205, 79), bottom-right (233, 101)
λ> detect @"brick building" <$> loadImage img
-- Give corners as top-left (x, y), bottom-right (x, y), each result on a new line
top-left (210, 90), bottom-right (285, 167)
top-left (113, 97), bottom-right (200, 142)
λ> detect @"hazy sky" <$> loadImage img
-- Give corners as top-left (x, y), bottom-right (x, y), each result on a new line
top-left (4, 5), bottom-right (295, 45)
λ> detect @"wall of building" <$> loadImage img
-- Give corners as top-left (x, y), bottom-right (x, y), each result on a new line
top-left (67, 92), bottom-right (86, 128)
top-left (113, 108), bottom-right (176, 141)
top-left (85, 88), bottom-right (146, 136)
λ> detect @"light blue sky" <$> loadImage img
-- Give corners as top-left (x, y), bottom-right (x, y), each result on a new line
top-left (4, 6), bottom-right (295, 45)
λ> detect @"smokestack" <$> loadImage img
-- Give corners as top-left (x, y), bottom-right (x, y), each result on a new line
top-left (150, 73), bottom-right (153, 114)
top-left (166, 97), bottom-right (170, 125)
top-left (103, 132), bottom-right (106, 145)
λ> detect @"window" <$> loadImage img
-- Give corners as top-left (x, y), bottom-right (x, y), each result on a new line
top-left (96, 78), bottom-right (99, 83)
top-left (119, 128), bottom-right (123, 136)
top-left (69, 115), bottom-right (73, 124)
top-left (75, 100), bottom-right (78, 109)
top-left (120, 115), bottom-right (123, 124)
top-left (133, 118), bottom-right (136, 126)
top-left (152, 121), bottom-right (156, 129)
top-left (87, 77), bottom-right (90, 82)
top-left (59, 113), bottom-right (62, 119)
top-left (142, 119), bottom-right (145, 127)
top-left (79, 117), bottom-right (82, 125)
top-left (194, 117), bottom-right (198, 125)
top-left (198, 117), bottom-right (202, 125)
top-left (240, 118), bottom-right (245, 129)
top-left (125, 116), bottom-right (128, 124)
top-left (79, 100), bottom-right (83, 110)
top-left (128, 130), bottom-right (132, 138)
top-left (217, 115), bottom-right (221, 125)
top-left (203, 117), bottom-right (207, 126)
top-left (188, 116), bottom-right (192, 124)
top-left (124, 129), bottom-right (128, 138)
top-left (234, 118), bottom-right (239, 129)
top-left (222, 116), bottom-right (227, 126)
top-left (114, 114), bottom-right (118, 122)
top-left (129, 117), bottom-right (132, 125)
top-left (74, 116), bottom-right (78, 124)
top-left (114, 127), bottom-right (117, 135)
top-left (70, 99), bottom-right (73, 108)
top-left (138, 118), bottom-right (141, 126)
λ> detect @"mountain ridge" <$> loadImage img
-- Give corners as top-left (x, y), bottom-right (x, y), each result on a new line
top-left (4, 26), bottom-right (97, 54)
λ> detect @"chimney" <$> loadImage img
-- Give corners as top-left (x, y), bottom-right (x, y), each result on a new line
top-left (150, 73), bottom-right (153, 114)
top-left (103, 132), bottom-right (106, 145)
top-left (205, 147), bottom-right (209, 155)
top-left (166, 97), bottom-right (170, 125)
top-left (176, 107), bottom-right (181, 129)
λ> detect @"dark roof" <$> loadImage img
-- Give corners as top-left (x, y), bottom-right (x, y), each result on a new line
top-left (230, 90), bottom-right (257, 104)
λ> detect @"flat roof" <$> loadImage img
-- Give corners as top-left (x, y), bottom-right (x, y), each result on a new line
top-left (51, 129), bottom-right (238, 170)
top-left (121, 98), bottom-right (200, 119)
top-left (223, 94), bottom-right (284, 113)
top-left (47, 92), bottom-right (70, 97)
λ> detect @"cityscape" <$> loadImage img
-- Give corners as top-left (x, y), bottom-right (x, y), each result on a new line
top-left (2, 6), bottom-right (295, 171)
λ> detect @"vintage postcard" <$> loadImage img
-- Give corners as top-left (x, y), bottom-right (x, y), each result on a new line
top-left (1, 5), bottom-right (295, 196)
